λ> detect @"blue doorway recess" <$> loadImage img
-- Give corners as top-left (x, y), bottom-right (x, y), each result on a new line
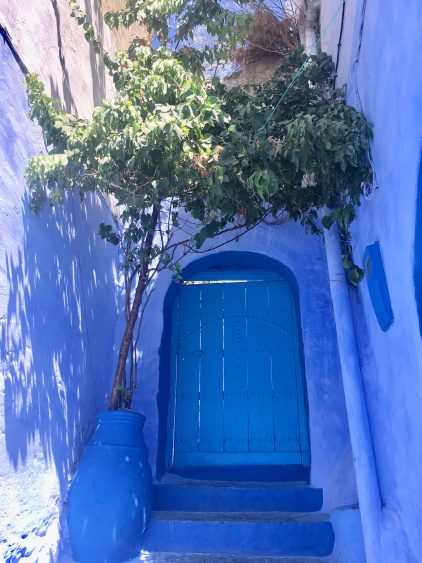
top-left (164, 263), bottom-right (310, 480)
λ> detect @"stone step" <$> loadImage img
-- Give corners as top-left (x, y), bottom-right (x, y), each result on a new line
top-left (141, 511), bottom-right (334, 558)
top-left (134, 553), bottom-right (329, 562)
top-left (153, 482), bottom-right (323, 513)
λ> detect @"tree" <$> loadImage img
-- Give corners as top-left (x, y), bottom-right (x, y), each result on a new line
top-left (25, 0), bottom-right (371, 410)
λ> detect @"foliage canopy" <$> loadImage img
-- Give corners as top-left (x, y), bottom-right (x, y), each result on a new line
top-left (25, 0), bottom-right (372, 408)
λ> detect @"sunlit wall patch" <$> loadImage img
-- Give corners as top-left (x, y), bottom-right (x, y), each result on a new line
top-left (414, 152), bottom-right (422, 337)
top-left (363, 242), bottom-right (394, 332)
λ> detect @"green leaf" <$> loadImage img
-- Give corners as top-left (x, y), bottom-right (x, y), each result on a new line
top-left (347, 265), bottom-right (365, 286)
top-left (99, 223), bottom-right (121, 245)
top-left (321, 215), bottom-right (334, 230)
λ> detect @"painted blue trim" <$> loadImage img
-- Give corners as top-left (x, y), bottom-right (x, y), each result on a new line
top-left (189, 269), bottom-right (285, 282)
top-left (363, 242), bottom-right (394, 332)
top-left (157, 251), bottom-right (311, 481)
top-left (414, 151), bottom-right (422, 337)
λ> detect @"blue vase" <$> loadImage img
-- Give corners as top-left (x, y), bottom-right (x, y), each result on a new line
top-left (68, 411), bottom-right (152, 562)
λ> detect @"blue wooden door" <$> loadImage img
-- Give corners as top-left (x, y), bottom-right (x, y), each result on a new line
top-left (166, 269), bottom-right (310, 469)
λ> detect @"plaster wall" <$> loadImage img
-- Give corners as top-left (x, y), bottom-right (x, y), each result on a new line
top-left (329, 507), bottom-right (365, 563)
top-left (224, 56), bottom-right (284, 89)
top-left (132, 217), bottom-right (358, 513)
top-left (0, 0), bottom-right (117, 119)
top-left (0, 33), bottom-right (120, 561)
top-left (100, 0), bottom-right (148, 52)
top-left (321, 0), bottom-right (422, 560)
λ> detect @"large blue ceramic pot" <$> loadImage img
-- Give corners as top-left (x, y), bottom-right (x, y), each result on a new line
top-left (68, 411), bottom-right (152, 562)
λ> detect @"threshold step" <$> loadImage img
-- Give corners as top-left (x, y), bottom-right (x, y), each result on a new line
top-left (142, 511), bottom-right (334, 558)
top-left (150, 511), bottom-right (330, 522)
top-left (153, 483), bottom-right (323, 512)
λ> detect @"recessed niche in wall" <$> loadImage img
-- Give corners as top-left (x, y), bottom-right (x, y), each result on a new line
top-left (363, 242), bottom-right (394, 332)
top-left (415, 153), bottom-right (422, 337)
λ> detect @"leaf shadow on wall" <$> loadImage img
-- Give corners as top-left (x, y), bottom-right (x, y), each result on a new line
top-left (2, 191), bottom-right (119, 530)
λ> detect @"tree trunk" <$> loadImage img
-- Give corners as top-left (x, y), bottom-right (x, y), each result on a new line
top-left (108, 203), bottom-right (160, 410)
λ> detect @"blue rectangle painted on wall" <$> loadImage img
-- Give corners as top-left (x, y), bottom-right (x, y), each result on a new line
top-left (414, 151), bottom-right (422, 337)
top-left (363, 242), bottom-right (394, 332)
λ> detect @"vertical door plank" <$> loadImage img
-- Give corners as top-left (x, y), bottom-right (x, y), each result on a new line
top-left (223, 283), bottom-right (249, 453)
top-left (269, 281), bottom-right (300, 454)
top-left (167, 295), bottom-right (180, 466)
top-left (174, 285), bottom-right (201, 455)
top-left (199, 283), bottom-right (224, 453)
top-left (246, 282), bottom-right (274, 453)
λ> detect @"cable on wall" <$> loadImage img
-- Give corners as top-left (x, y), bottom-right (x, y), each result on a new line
top-left (0, 25), bottom-right (28, 74)
top-left (334, 0), bottom-right (346, 81)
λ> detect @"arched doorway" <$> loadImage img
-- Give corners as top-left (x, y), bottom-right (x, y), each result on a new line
top-left (160, 254), bottom-right (310, 481)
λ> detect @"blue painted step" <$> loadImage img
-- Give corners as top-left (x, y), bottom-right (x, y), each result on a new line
top-left (153, 482), bottom-right (323, 513)
top-left (142, 511), bottom-right (334, 558)
top-left (132, 554), bottom-right (329, 562)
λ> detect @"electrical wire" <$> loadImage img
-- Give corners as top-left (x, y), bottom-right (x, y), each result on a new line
top-left (349, 0), bottom-right (378, 200)
top-left (0, 25), bottom-right (29, 74)
top-left (334, 0), bottom-right (346, 81)
top-left (352, 0), bottom-right (367, 113)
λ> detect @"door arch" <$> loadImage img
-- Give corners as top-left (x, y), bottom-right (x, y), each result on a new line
top-left (159, 253), bottom-right (310, 481)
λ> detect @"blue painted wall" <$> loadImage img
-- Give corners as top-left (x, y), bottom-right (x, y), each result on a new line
top-left (0, 33), bottom-right (120, 561)
top-left (327, 1), bottom-right (422, 560)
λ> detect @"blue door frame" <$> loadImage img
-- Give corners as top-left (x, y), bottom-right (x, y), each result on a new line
top-left (163, 261), bottom-right (310, 480)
